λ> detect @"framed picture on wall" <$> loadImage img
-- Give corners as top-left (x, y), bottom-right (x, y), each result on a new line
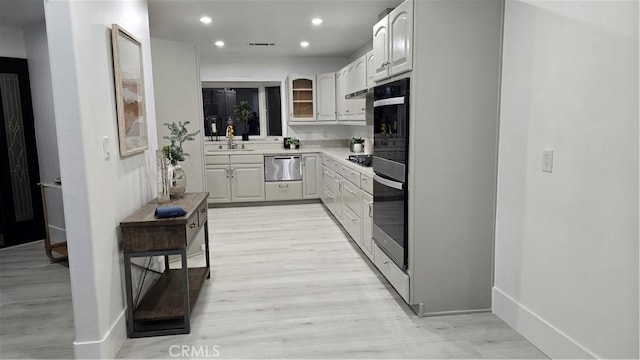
top-left (111, 24), bottom-right (148, 157)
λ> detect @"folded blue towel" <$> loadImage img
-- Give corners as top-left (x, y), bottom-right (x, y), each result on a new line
top-left (155, 205), bottom-right (187, 218)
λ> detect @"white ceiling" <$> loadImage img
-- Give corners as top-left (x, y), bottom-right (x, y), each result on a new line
top-left (0, 0), bottom-right (401, 59)
top-left (0, 0), bottom-right (45, 29)
top-left (148, 0), bottom-right (402, 59)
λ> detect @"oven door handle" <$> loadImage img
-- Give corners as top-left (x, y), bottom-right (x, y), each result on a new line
top-left (373, 174), bottom-right (404, 190)
top-left (373, 96), bottom-right (405, 107)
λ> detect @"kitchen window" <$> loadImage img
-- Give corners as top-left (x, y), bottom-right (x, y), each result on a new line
top-left (202, 82), bottom-right (282, 139)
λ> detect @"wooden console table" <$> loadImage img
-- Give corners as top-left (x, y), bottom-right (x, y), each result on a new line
top-left (120, 192), bottom-right (210, 338)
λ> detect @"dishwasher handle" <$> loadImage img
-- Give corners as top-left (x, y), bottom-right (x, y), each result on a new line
top-left (273, 156), bottom-right (300, 160)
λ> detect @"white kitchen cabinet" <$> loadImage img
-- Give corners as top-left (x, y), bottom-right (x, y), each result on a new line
top-left (265, 181), bottom-right (303, 201)
top-left (206, 165), bottom-right (232, 203)
top-left (347, 54), bottom-right (367, 94)
top-left (321, 164), bottom-right (341, 220)
top-left (288, 75), bottom-right (316, 122)
top-left (302, 153), bottom-right (321, 199)
top-left (230, 164), bottom-right (265, 202)
top-left (366, 50), bottom-right (376, 89)
top-left (361, 190), bottom-right (373, 260)
top-left (316, 73), bottom-right (336, 121)
top-left (347, 97), bottom-right (366, 121)
top-left (372, 0), bottom-right (413, 82)
top-left (341, 179), bottom-right (362, 245)
top-left (206, 154), bottom-right (265, 203)
top-left (335, 67), bottom-right (348, 121)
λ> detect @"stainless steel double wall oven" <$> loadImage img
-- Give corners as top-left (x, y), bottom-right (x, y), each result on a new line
top-left (372, 78), bottom-right (409, 271)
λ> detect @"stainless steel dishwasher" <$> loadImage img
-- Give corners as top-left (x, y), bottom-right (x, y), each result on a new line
top-left (264, 155), bottom-right (302, 182)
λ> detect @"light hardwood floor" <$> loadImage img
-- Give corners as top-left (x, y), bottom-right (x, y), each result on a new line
top-left (118, 203), bottom-right (546, 359)
top-left (0, 203), bottom-right (547, 359)
top-left (0, 241), bottom-right (75, 359)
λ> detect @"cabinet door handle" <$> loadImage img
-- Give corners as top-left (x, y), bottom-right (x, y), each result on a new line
top-left (368, 201), bottom-right (373, 218)
top-left (225, 168), bottom-right (230, 178)
top-left (231, 168), bottom-right (235, 178)
top-left (190, 222), bottom-right (197, 229)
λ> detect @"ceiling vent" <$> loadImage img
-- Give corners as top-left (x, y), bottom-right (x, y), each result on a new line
top-left (248, 42), bottom-right (276, 47)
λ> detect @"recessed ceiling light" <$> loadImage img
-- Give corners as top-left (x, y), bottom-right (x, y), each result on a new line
top-left (311, 18), bottom-right (323, 25)
top-left (300, 41), bottom-right (310, 48)
top-left (214, 40), bottom-right (224, 47)
top-left (200, 16), bottom-right (212, 24)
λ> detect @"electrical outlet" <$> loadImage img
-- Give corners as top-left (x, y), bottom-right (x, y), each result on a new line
top-left (542, 149), bottom-right (554, 173)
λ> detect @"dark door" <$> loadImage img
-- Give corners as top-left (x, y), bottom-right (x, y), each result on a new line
top-left (0, 57), bottom-right (44, 248)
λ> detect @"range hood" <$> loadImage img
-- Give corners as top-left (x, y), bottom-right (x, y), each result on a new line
top-left (345, 88), bottom-right (372, 99)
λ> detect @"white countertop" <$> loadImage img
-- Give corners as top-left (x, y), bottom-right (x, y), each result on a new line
top-left (204, 146), bottom-right (373, 176)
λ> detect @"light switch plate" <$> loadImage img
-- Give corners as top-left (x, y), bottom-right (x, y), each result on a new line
top-left (102, 136), bottom-right (111, 160)
top-left (542, 149), bottom-right (553, 173)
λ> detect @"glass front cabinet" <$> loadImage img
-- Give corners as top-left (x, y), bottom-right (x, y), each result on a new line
top-left (288, 75), bottom-right (316, 122)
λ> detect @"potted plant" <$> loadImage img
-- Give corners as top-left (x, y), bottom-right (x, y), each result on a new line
top-left (286, 137), bottom-right (300, 149)
top-left (161, 121), bottom-right (200, 197)
top-left (350, 137), bottom-right (364, 152)
top-left (234, 100), bottom-right (252, 141)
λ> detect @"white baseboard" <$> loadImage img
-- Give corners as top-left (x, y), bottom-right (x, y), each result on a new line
top-left (492, 287), bottom-right (597, 359)
top-left (73, 309), bottom-right (127, 359)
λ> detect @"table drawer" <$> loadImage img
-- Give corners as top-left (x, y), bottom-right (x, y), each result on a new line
top-left (184, 209), bottom-right (200, 247)
top-left (197, 200), bottom-right (208, 227)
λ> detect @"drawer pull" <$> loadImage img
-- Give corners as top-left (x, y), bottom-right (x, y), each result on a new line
top-left (190, 223), bottom-right (197, 229)
top-left (344, 186), bottom-right (356, 196)
top-left (383, 260), bottom-right (389, 265)
top-left (200, 208), bottom-right (207, 213)
top-left (344, 211), bottom-right (357, 222)
top-left (278, 184), bottom-right (289, 188)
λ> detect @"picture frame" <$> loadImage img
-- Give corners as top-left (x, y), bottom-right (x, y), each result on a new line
top-left (111, 24), bottom-right (148, 157)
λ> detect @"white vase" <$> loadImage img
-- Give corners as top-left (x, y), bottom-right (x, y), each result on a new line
top-left (168, 163), bottom-right (186, 197)
top-left (353, 143), bottom-right (363, 153)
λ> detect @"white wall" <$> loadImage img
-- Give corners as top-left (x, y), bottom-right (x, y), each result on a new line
top-left (0, 26), bottom-right (27, 58)
top-left (44, 1), bottom-right (158, 358)
top-left (151, 38), bottom-right (205, 193)
top-left (200, 55), bottom-right (367, 140)
top-left (494, 1), bottom-right (639, 358)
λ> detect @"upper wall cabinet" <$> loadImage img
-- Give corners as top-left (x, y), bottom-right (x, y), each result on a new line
top-left (372, 0), bottom-right (413, 82)
top-left (316, 72), bottom-right (337, 121)
top-left (346, 54), bottom-right (367, 95)
top-left (288, 75), bottom-right (317, 122)
top-left (366, 50), bottom-right (376, 89)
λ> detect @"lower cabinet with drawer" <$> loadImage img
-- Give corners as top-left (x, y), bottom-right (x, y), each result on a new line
top-left (206, 154), bottom-right (265, 203)
top-left (373, 243), bottom-right (409, 302)
top-left (265, 181), bottom-right (303, 201)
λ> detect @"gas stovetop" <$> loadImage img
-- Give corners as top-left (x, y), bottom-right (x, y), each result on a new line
top-left (347, 154), bottom-right (372, 167)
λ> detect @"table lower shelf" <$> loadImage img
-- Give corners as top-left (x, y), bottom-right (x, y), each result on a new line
top-left (133, 267), bottom-right (208, 321)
